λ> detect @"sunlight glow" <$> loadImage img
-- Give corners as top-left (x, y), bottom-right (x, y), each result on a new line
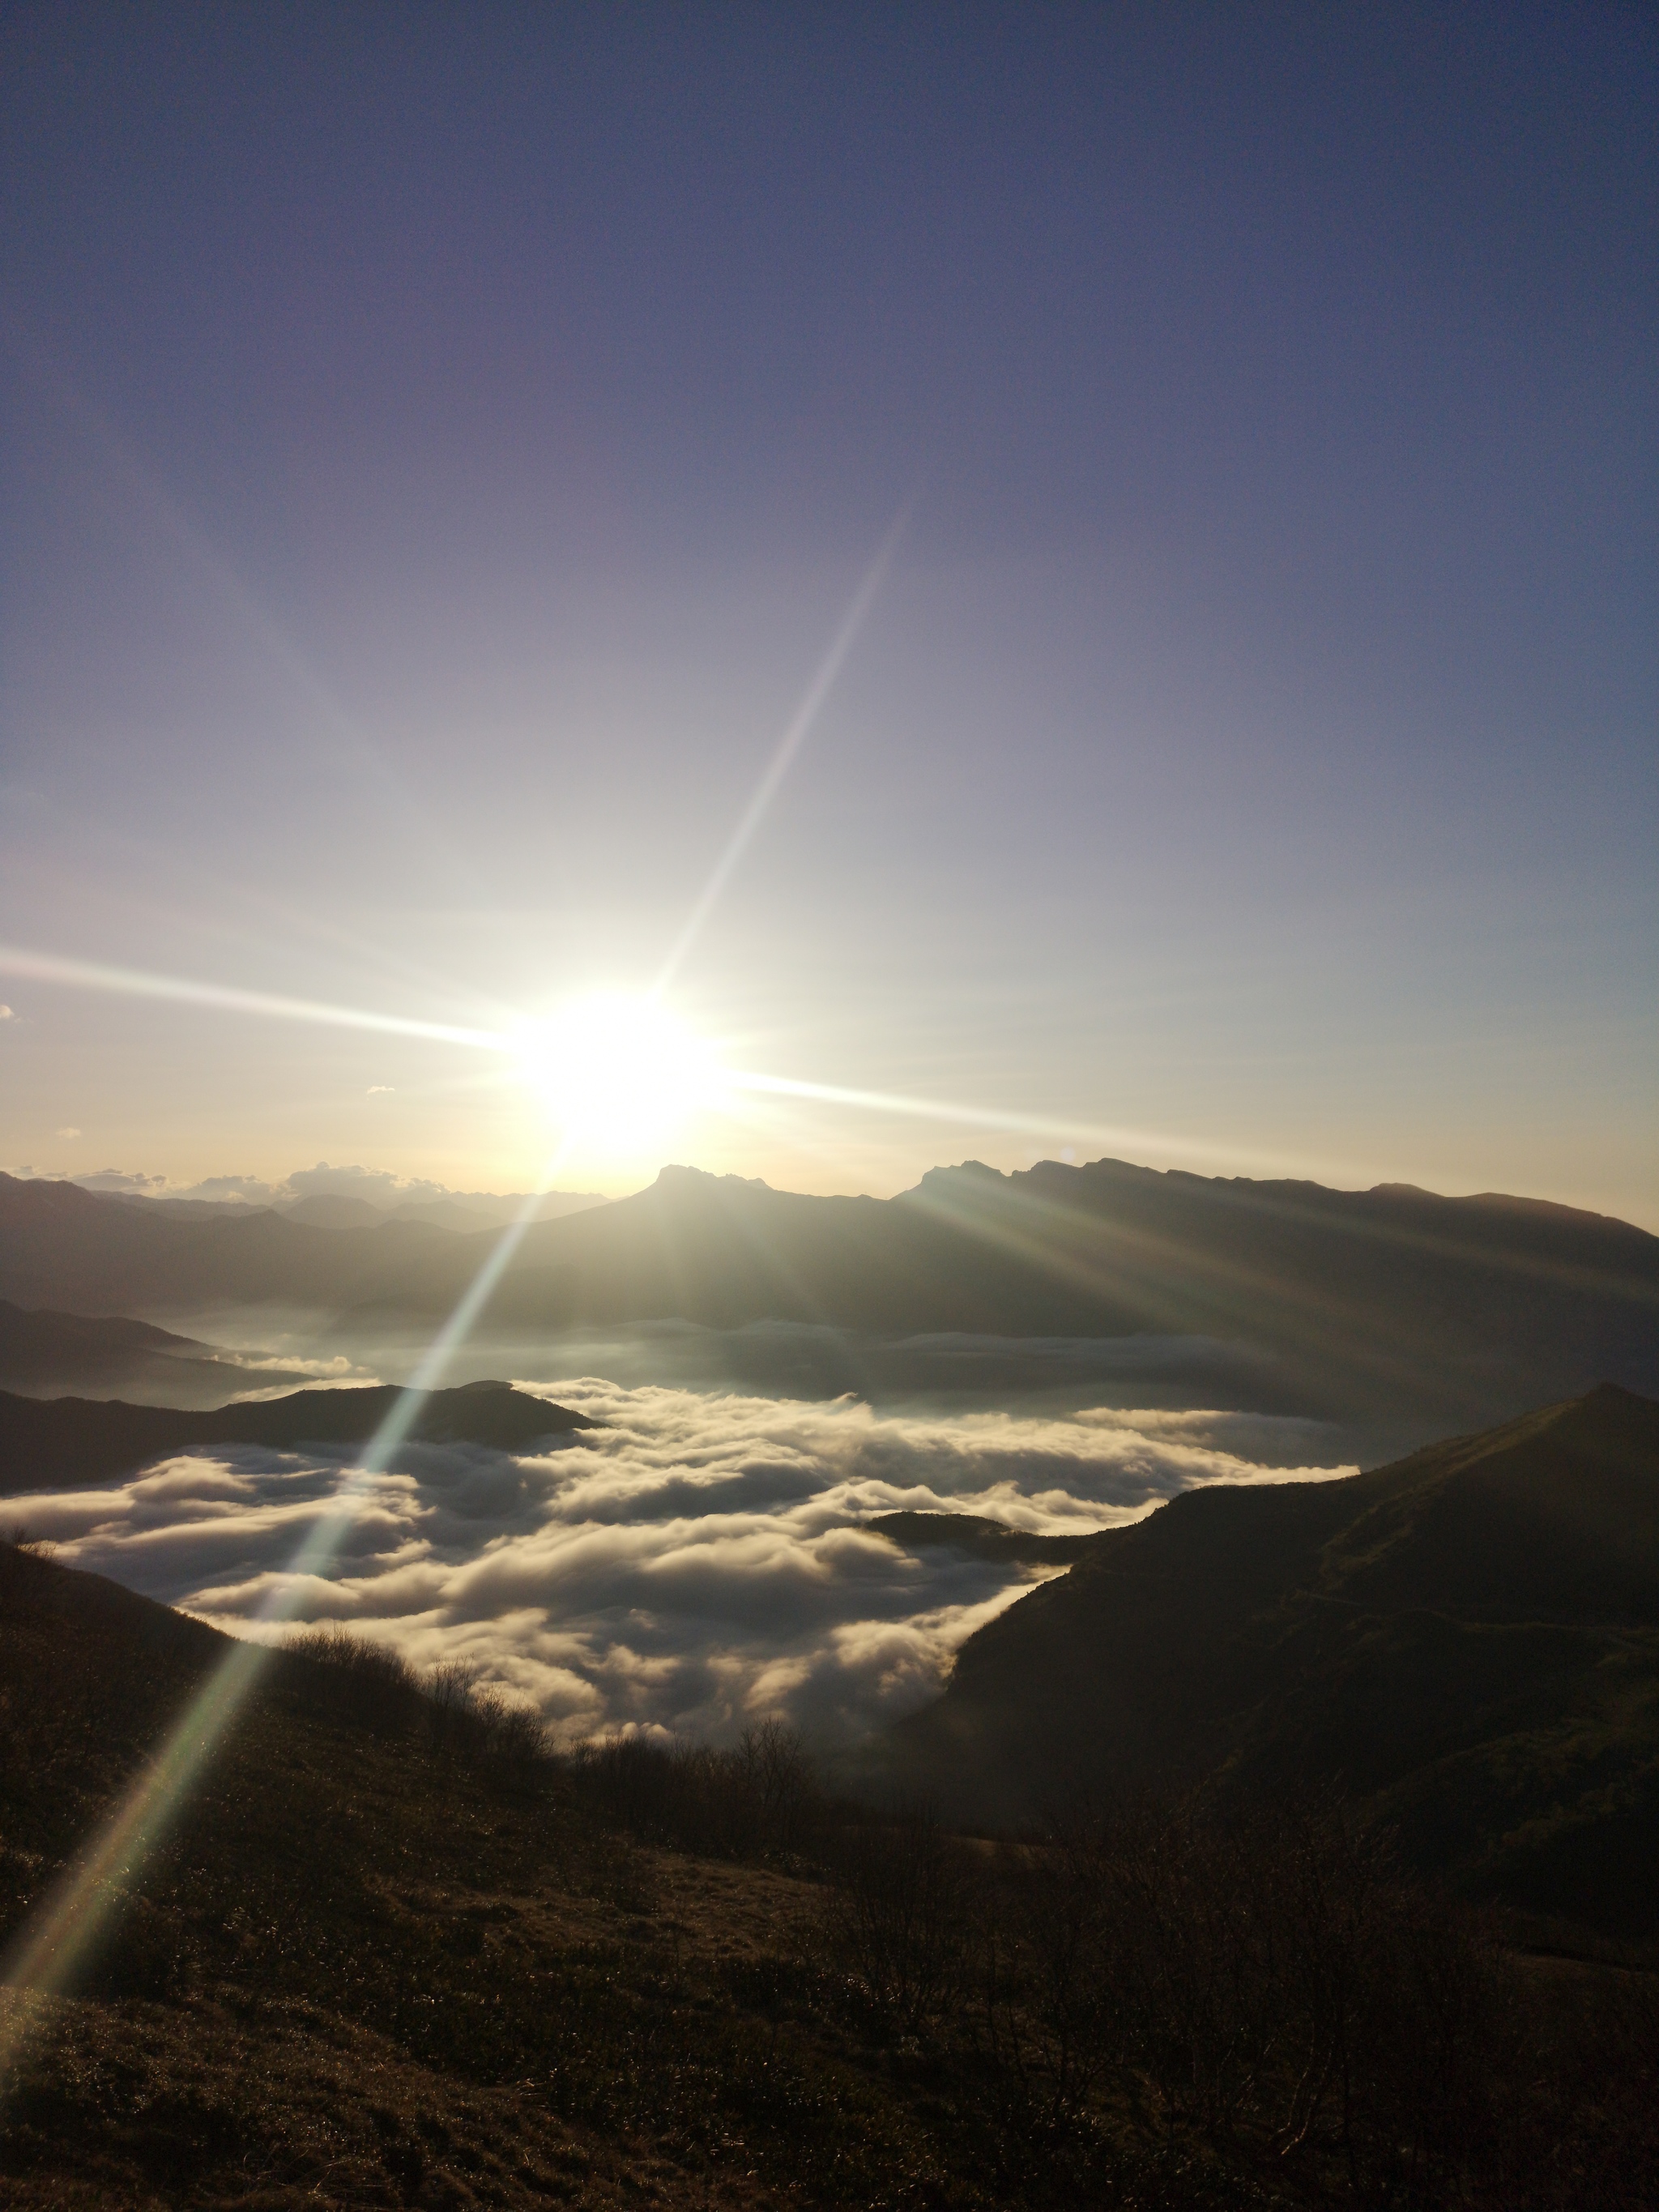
top-left (508, 992), bottom-right (726, 1156)
top-left (0, 937), bottom-right (1372, 1185)
top-left (0, 484), bottom-right (1336, 2101)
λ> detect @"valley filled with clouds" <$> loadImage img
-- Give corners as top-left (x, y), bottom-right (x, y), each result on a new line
top-left (19, 1384), bottom-right (1352, 1749)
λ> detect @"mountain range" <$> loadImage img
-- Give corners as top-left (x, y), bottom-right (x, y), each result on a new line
top-left (2, 1158), bottom-right (1654, 1436)
top-left (886, 1383), bottom-right (1659, 1932)
top-left (83, 1184), bottom-right (608, 1231)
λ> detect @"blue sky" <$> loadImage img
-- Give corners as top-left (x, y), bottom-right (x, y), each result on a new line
top-left (2, 3), bottom-right (1654, 1219)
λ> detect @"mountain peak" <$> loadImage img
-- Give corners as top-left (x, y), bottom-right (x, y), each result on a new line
top-left (651, 1164), bottom-right (771, 1192)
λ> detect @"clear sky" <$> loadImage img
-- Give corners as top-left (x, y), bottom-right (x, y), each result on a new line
top-left (2, 4), bottom-right (1655, 1221)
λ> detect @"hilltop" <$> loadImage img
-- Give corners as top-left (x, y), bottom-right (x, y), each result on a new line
top-left (0, 1380), bottom-right (592, 1493)
top-left (864, 1511), bottom-right (1098, 1566)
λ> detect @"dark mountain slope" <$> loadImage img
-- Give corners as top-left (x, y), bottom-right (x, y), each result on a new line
top-left (887, 1159), bottom-right (1659, 1426)
top-left (0, 1298), bottom-right (209, 1377)
top-left (0, 1379), bottom-right (592, 1492)
top-left (0, 1299), bottom-right (314, 1403)
top-left (889, 1386), bottom-right (1659, 1929)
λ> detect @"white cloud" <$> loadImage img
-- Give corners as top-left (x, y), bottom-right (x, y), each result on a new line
top-left (55, 1126), bottom-right (81, 1139)
top-left (16, 1383), bottom-right (1354, 1750)
top-left (57, 1159), bottom-right (604, 1216)
top-left (62, 1167), bottom-right (171, 1194)
top-left (0, 1004), bottom-right (12, 1019)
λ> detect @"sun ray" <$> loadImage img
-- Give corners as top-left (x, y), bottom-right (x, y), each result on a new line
top-left (652, 498), bottom-right (913, 997)
top-left (721, 1066), bottom-right (1377, 1185)
top-left (0, 1159), bottom-right (565, 2093)
top-left (0, 943), bottom-right (508, 1053)
top-left (0, 935), bottom-right (1392, 1188)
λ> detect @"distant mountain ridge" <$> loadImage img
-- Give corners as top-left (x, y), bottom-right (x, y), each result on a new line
top-left (0, 1299), bottom-right (210, 1364)
top-left (885, 1384), bottom-right (1659, 1930)
top-left (2, 1157), bottom-right (1653, 1434)
top-left (84, 1183), bottom-right (607, 1230)
top-left (0, 1299), bottom-right (317, 1403)
top-left (0, 1380), bottom-right (593, 1492)
top-left (865, 1510), bottom-right (1099, 1566)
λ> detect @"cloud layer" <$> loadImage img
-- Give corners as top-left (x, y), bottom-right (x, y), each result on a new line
top-left (20, 1383), bottom-right (1354, 1749)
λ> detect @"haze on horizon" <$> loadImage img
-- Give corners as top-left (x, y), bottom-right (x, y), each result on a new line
top-left (2, 6), bottom-right (1655, 1225)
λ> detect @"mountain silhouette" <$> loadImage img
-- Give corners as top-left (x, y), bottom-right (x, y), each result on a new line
top-left (865, 1510), bottom-right (1100, 1566)
top-left (278, 1192), bottom-right (387, 1229)
top-left (4, 1159), bottom-right (1654, 1434)
top-left (0, 1380), bottom-right (593, 1492)
top-left (0, 1299), bottom-right (318, 1403)
top-left (885, 1384), bottom-right (1659, 1929)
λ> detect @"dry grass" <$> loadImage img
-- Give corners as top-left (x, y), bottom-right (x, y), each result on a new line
top-left (4, 1541), bottom-right (1659, 2210)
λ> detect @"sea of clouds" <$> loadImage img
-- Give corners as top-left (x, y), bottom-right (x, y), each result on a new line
top-left (21, 1382), bottom-right (1354, 1749)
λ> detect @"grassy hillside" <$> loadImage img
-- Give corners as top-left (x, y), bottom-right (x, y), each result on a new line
top-left (2, 1541), bottom-right (1657, 2208)
top-left (890, 1386), bottom-right (1659, 1928)
top-left (0, 1543), bottom-right (881, 2210)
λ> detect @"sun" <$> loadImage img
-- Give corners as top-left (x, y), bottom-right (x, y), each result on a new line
top-left (507, 991), bottom-right (723, 1157)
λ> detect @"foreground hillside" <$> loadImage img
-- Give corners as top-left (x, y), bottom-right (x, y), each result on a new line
top-left (3, 1159), bottom-right (1656, 1436)
top-left (892, 1385), bottom-right (1659, 1928)
top-left (0, 1544), bottom-right (833, 2209)
top-left (3, 1541), bottom-right (1658, 2210)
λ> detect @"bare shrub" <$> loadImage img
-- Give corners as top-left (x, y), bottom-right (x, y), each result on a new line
top-left (1341, 1878), bottom-right (1503, 2198)
top-left (471, 1685), bottom-right (551, 1773)
top-left (0, 1526), bottom-right (55, 1608)
top-left (739, 1719), bottom-right (815, 1853)
top-left (979, 1813), bottom-right (1117, 2138)
top-left (1098, 1796), bottom-right (1296, 2140)
top-left (2, 1522), bottom-right (53, 1559)
top-left (829, 1796), bottom-right (967, 2036)
top-left (572, 1719), bottom-right (816, 1860)
top-left (287, 1622), bottom-right (420, 1733)
top-left (425, 1658), bottom-right (483, 1753)
top-left (574, 1729), bottom-right (674, 1832)
top-left (423, 1659), bottom-right (548, 1773)
top-left (971, 1789), bottom-right (1506, 2197)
